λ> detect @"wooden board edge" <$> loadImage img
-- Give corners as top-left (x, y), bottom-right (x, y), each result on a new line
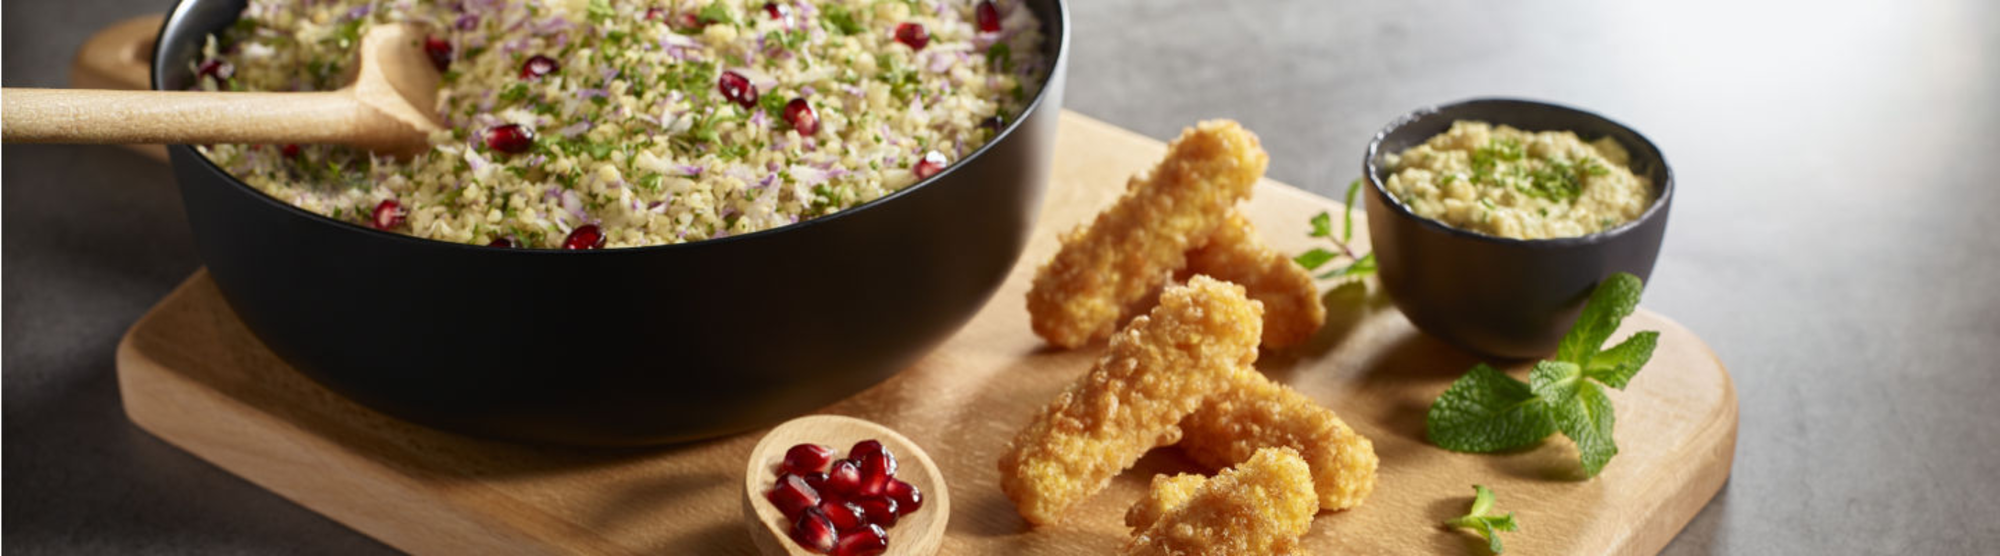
top-left (114, 274), bottom-right (568, 556)
top-left (1614, 327), bottom-right (1739, 556)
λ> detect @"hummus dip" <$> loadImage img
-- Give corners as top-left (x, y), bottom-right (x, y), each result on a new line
top-left (1381, 120), bottom-right (1654, 239)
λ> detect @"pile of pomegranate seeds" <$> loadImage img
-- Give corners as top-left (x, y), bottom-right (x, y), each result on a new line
top-left (767, 440), bottom-right (923, 556)
top-left (518, 54), bottom-right (560, 80)
top-left (371, 200), bottom-right (405, 231)
top-left (894, 22), bottom-right (929, 51)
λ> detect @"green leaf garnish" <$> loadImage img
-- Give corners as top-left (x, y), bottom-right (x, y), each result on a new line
top-left (587, 0), bottom-right (615, 24)
top-left (985, 43), bottom-right (1013, 72)
top-left (697, 2), bottom-right (735, 26)
top-left (1557, 272), bottom-right (1643, 365)
top-left (1427, 364), bottom-right (1558, 452)
top-left (1444, 485), bottom-right (1518, 554)
top-left (1294, 248), bottom-right (1338, 271)
top-left (1307, 211), bottom-right (1333, 238)
top-left (823, 5), bottom-right (865, 35)
top-left (1426, 273), bottom-right (1659, 476)
top-left (1342, 178), bottom-right (1362, 241)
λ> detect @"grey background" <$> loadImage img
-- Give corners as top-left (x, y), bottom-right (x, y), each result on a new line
top-left (6, 0), bottom-right (1998, 553)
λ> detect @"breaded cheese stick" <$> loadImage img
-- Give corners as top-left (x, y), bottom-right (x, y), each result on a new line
top-left (1184, 211), bottom-right (1327, 348)
top-left (1027, 120), bottom-right (1269, 348)
top-left (1178, 371), bottom-right (1379, 511)
top-left (1124, 473), bottom-right (1208, 532)
top-left (1125, 447), bottom-right (1319, 556)
top-left (999, 276), bottom-right (1264, 525)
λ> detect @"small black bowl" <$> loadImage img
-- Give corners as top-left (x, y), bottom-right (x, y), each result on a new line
top-left (1362, 98), bottom-right (1673, 359)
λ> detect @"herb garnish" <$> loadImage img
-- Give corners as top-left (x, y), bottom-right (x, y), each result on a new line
top-left (1295, 178), bottom-right (1378, 279)
top-left (586, 0), bottom-right (614, 24)
top-left (697, 2), bottom-right (735, 26)
top-left (1444, 485), bottom-right (1518, 554)
top-left (985, 43), bottom-right (1013, 72)
top-left (823, 5), bottom-right (865, 35)
top-left (1425, 272), bottom-right (1660, 477)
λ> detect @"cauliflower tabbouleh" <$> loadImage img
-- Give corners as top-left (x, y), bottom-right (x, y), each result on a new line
top-left (1382, 121), bottom-right (1654, 240)
top-left (196, 0), bottom-right (1046, 248)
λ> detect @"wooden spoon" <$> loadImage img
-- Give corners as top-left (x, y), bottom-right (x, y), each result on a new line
top-left (743, 415), bottom-right (950, 556)
top-left (1, 22), bottom-right (442, 157)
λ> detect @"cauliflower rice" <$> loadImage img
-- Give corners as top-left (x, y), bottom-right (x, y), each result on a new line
top-left (1382, 121), bottom-right (1654, 240)
top-left (196, 0), bottom-right (1046, 248)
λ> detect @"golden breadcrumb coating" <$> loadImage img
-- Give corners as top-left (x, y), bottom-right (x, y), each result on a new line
top-left (1125, 447), bottom-right (1319, 556)
top-left (999, 276), bottom-right (1265, 525)
top-left (1179, 371), bottom-right (1379, 511)
top-left (1184, 211), bottom-right (1327, 348)
top-left (1027, 120), bottom-right (1270, 348)
top-left (1124, 473), bottom-right (1209, 532)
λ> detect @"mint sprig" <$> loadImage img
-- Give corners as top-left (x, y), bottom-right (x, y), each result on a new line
top-left (1425, 273), bottom-right (1659, 476)
top-left (1444, 485), bottom-right (1518, 554)
top-left (1296, 178), bottom-right (1378, 280)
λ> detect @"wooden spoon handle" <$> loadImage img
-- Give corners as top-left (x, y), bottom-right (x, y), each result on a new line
top-left (2, 88), bottom-right (368, 146)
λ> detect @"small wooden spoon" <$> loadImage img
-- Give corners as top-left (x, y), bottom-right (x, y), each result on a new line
top-left (1, 22), bottom-right (442, 157)
top-left (743, 415), bottom-right (950, 556)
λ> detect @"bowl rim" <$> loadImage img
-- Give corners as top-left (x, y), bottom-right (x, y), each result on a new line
top-left (1362, 97), bottom-right (1674, 249)
top-left (151, 0), bottom-right (1072, 255)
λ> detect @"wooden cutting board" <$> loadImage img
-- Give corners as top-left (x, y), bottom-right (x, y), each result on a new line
top-left (117, 111), bottom-right (1735, 555)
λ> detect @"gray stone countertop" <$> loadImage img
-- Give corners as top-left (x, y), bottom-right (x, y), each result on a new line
top-left (6, 0), bottom-right (1998, 553)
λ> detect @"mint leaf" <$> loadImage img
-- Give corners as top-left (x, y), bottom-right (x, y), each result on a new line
top-left (698, 2), bottom-right (735, 25)
top-left (587, 0), bottom-right (615, 24)
top-left (1556, 272), bottom-right (1644, 364)
top-left (1308, 211), bottom-right (1334, 238)
top-left (1294, 248), bottom-right (1338, 271)
top-left (1551, 381), bottom-right (1618, 476)
top-left (1427, 365), bottom-right (1557, 452)
top-left (1528, 360), bottom-right (1583, 405)
top-left (1584, 331), bottom-right (1658, 389)
top-left (1342, 178), bottom-right (1362, 242)
top-left (1444, 485), bottom-right (1518, 554)
top-left (1317, 252), bottom-right (1377, 280)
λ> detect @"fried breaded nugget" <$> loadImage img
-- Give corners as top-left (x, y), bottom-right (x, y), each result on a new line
top-left (1184, 211), bottom-right (1327, 348)
top-left (1179, 371), bottom-right (1379, 511)
top-left (1027, 120), bottom-right (1269, 348)
top-left (1125, 447), bottom-right (1319, 556)
top-left (1000, 276), bottom-right (1265, 525)
top-left (1124, 473), bottom-right (1208, 532)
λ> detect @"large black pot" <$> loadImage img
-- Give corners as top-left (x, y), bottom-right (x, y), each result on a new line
top-left (152, 0), bottom-right (1069, 446)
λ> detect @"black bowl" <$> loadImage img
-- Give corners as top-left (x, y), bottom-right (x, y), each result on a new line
top-left (1363, 98), bottom-right (1673, 359)
top-left (152, 0), bottom-right (1070, 446)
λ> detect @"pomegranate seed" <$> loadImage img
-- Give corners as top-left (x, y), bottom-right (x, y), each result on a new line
top-left (767, 474), bottom-right (822, 520)
top-left (976, 1), bottom-right (1002, 33)
top-left (818, 500), bottom-right (867, 532)
top-left (488, 237), bottom-right (514, 248)
top-left (196, 58), bottom-right (233, 87)
top-left (789, 506), bottom-right (838, 553)
top-left (855, 497), bottom-right (898, 527)
top-left (885, 479), bottom-right (922, 514)
top-left (824, 459), bottom-right (863, 496)
top-left (280, 144), bottom-right (302, 158)
top-left (783, 444), bottom-right (838, 476)
top-left (850, 440), bottom-right (888, 462)
top-left (371, 200), bottom-right (405, 230)
top-left (422, 36), bottom-right (452, 71)
top-left (913, 151), bottom-right (948, 180)
top-left (894, 22), bottom-right (929, 50)
top-left (484, 124), bottom-right (535, 154)
top-left (718, 70), bottom-right (758, 109)
top-left (802, 472), bottom-right (830, 492)
top-left (763, 2), bottom-right (790, 20)
top-left (644, 6), bottom-right (666, 21)
top-left (562, 224), bottom-right (607, 250)
top-left (677, 13), bottom-right (704, 30)
top-left (832, 524), bottom-right (888, 556)
top-left (782, 98), bottom-right (819, 136)
top-left (856, 454), bottom-right (896, 498)
top-left (519, 54), bottom-right (560, 80)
